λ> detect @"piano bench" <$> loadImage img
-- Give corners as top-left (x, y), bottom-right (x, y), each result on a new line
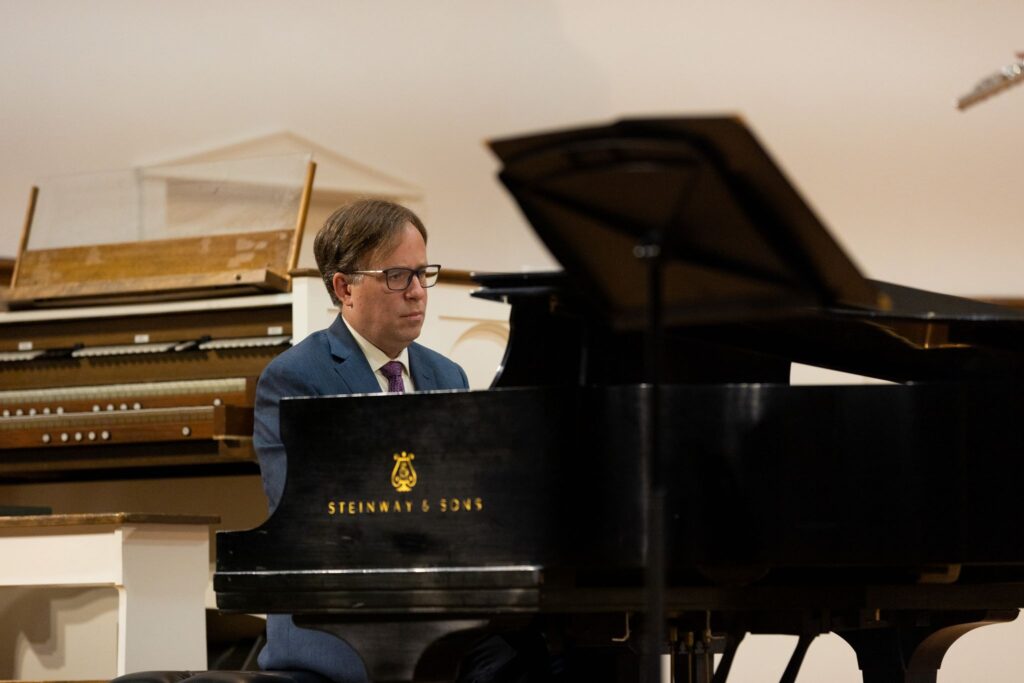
top-left (110, 671), bottom-right (333, 683)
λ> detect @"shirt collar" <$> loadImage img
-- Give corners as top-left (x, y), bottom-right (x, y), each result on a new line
top-left (341, 315), bottom-right (410, 374)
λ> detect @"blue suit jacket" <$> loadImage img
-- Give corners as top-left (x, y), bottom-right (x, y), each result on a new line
top-left (253, 315), bottom-right (469, 682)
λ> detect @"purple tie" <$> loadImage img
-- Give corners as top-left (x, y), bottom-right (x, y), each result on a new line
top-left (380, 361), bottom-right (405, 394)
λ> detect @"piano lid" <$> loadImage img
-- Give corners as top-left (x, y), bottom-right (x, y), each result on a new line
top-left (489, 116), bottom-right (885, 329)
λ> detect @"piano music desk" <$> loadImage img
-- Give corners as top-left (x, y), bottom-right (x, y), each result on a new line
top-left (0, 513), bottom-right (218, 676)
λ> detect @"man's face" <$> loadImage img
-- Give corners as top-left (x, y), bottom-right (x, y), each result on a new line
top-left (333, 222), bottom-right (428, 358)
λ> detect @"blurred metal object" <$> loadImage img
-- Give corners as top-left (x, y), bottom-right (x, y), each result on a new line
top-left (957, 54), bottom-right (1024, 110)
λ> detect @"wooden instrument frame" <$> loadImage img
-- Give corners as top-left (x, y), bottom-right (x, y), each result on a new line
top-left (8, 161), bottom-right (317, 309)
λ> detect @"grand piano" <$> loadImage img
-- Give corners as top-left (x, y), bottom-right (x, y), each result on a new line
top-left (215, 117), bottom-right (1024, 683)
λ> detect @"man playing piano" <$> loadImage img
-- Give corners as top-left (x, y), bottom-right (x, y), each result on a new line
top-left (252, 198), bottom-right (469, 683)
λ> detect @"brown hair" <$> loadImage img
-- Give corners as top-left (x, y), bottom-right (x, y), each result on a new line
top-left (313, 199), bottom-right (428, 304)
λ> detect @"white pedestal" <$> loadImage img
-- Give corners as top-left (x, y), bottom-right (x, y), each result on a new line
top-left (0, 512), bottom-right (217, 676)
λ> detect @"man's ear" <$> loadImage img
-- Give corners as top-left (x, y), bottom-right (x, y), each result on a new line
top-left (332, 272), bottom-right (353, 307)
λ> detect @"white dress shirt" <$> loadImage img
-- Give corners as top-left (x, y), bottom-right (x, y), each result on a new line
top-left (340, 316), bottom-right (415, 393)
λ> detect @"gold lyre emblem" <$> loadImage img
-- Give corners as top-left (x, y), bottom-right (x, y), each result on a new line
top-left (391, 451), bottom-right (417, 492)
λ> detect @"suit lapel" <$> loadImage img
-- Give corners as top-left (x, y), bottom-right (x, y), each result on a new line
top-left (409, 344), bottom-right (438, 391)
top-left (327, 318), bottom-right (444, 393)
top-left (325, 316), bottom-right (382, 394)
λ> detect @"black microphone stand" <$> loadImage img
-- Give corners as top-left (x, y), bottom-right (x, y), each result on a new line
top-left (636, 237), bottom-right (666, 683)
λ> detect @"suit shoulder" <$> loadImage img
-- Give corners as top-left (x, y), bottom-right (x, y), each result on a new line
top-left (261, 329), bottom-right (333, 378)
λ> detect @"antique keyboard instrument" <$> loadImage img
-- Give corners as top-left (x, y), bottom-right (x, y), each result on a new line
top-left (0, 154), bottom-right (315, 481)
top-left (0, 294), bottom-right (293, 480)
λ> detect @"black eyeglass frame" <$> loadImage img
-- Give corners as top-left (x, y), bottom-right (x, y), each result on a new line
top-left (346, 264), bottom-right (442, 291)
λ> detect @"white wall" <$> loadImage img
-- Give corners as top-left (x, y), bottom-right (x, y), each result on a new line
top-left (2, 1), bottom-right (1023, 297)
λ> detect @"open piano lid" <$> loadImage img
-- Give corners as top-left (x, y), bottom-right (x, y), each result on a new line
top-left (487, 116), bottom-right (1024, 379)
top-left (490, 116), bottom-right (886, 327)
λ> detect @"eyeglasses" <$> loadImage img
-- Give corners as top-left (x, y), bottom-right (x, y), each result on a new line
top-left (347, 265), bottom-right (442, 291)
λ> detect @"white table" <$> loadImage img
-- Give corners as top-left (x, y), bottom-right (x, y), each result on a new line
top-left (0, 513), bottom-right (218, 676)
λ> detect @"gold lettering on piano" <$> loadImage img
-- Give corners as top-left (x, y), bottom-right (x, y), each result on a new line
top-left (319, 454), bottom-right (486, 516)
top-left (439, 497), bottom-right (484, 512)
top-left (390, 451), bottom-right (417, 492)
top-left (326, 496), bottom-right (484, 516)
top-left (325, 499), bottom-right (417, 514)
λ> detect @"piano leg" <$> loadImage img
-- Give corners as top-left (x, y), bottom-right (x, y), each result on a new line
top-left (675, 628), bottom-right (809, 683)
top-left (836, 609), bottom-right (1018, 683)
top-left (778, 632), bottom-right (815, 683)
top-left (709, 631), bottom-right (745, 683)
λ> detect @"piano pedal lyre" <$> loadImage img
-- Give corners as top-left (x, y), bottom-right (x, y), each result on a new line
top-left (671, 613), bottom-right (717, 683)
